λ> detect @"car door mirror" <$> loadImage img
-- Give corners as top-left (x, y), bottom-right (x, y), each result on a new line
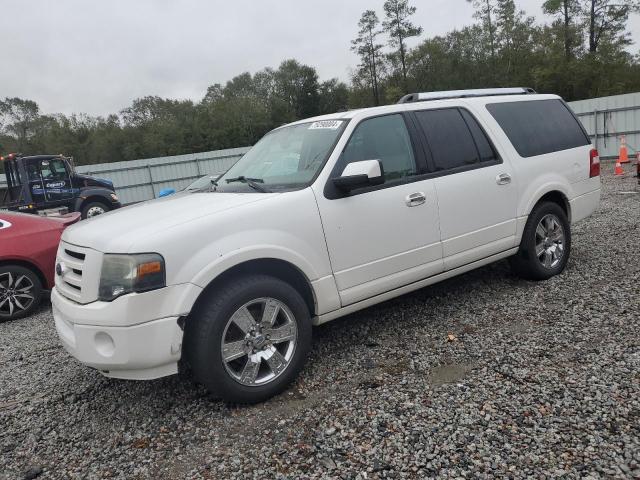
top-left (332, 160), bottom-right (384, 192)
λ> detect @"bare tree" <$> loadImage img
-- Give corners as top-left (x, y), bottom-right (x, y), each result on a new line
top-left (583, 0), bottom-right (640, 53)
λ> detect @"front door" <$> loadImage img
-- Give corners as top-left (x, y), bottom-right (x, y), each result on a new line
top-left (25, 159), bottom-right (46, 206)
top-left (38, 157), bottom-right (74, 206)
top-left (314, 113), bottom-right (443, 306)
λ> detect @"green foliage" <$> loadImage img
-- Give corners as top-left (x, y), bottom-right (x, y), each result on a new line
top-left (352, 10), bottom-right (384, 105)
top-left (382, 0), bottom-right (422, 91)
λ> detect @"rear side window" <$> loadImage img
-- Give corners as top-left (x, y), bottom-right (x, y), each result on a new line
top-left (487, 99), bottom-right (590, 158)
top-left (414, 108), bottom-right (498, 171)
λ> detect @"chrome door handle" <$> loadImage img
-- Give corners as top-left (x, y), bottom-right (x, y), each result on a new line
top-left (496, 173), bottom-right (512, 185)
top-left (405, 192), bottom-right (426, 207)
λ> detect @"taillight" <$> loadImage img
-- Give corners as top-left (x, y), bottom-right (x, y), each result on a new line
top-left (589, 149), bottom-right (600, 178)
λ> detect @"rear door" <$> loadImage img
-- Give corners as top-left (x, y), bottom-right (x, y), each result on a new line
top-left (411, 107), bottom-right (518, 270)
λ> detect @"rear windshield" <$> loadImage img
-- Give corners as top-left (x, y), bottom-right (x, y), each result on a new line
top-left (486, 99), bottom-right (590, 158)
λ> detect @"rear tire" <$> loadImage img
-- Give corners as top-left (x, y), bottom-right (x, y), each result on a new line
top-left (510, 201), bottom-right (571, 281)
top-left (184, 274), bottom-right (312, 404)
top-left (81, 201), bottom-right (110, 219)
top-left (0, 265), bottom-right (43, 321)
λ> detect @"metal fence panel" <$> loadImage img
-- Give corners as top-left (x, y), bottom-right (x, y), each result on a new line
top-left (568, 92), bottom-right (640, 160)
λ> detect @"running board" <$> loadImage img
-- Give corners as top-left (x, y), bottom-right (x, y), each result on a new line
top-left (312, 248), bottom-right (518, 326)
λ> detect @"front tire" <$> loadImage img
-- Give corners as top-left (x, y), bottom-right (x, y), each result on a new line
top-left (510, 201), bottom-right (571, 280)
top-left (184, 274), bottom-right (312, 404)
top-left (0, 266), bottom-right (43, 321)
top-left (81, 201), bottom-right (110, 219)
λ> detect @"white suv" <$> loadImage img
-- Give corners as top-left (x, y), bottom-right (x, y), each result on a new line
top-left (52, 88), bottom-right (601, 403)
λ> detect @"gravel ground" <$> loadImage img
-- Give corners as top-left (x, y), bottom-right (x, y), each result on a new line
top-left (1, 167), bottom-right (639, 480)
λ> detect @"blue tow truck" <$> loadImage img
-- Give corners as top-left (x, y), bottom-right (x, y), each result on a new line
top-left (1, 153), bottom-right (121, 219)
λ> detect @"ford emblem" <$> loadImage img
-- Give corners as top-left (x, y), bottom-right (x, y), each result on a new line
top-left (56, 262), bottom-right (65, 276)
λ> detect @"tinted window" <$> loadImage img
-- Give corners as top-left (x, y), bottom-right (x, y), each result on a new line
top-left (343, 114), bottom-right (416, 181)
top-left (460, 109), bottom-right (497, 162)
top-left (487, 99), bottom-right (590, 158)
top-left (415, 108), bottom-right (490, 171)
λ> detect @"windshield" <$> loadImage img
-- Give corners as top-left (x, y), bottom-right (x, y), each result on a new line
top-left (216, 119), bottom-right (347, 192)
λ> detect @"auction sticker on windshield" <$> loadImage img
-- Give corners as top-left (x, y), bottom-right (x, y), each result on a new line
top-left (308, 120), bottom-right (344, 130)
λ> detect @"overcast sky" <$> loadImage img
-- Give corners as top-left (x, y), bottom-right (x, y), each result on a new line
top-left (2, 0), bottom-right (639, 117)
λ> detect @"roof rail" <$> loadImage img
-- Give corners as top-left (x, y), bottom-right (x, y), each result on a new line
top-left (397, 87), bottom-right (537, 104)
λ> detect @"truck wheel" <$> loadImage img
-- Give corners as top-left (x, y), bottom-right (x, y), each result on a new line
top-left (81, 202), bottom-right (110, 219)
top-left (0, 266), bottom-right (43, 321)
top-left (184, 274), bottom-right (312, 404)
top-left (509, 201), bottom-right (571, 281)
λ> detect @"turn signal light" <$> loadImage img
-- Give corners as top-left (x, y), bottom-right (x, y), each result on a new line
top-left (138, 261), bottom-right (162, 278)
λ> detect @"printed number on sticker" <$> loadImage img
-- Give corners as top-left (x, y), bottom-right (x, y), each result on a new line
top-left (309, 120), bottom-right (342, 130)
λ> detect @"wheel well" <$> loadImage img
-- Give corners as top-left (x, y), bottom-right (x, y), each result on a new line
top-left (0, 259), bottom-right (48, 289)
top-left (81, 196), bottom-right (111, 211)
top-left (192, 259), bottom-right (316, 317)
top-left (536, 191), bottom-right (571, 221)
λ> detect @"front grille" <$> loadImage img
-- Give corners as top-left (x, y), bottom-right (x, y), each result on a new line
top-left (57, 246), bottom-right (86, 302)
top-left (65, 249), bottom-right (85, 261)
top-left (55, 242), bottom-right (101, 304)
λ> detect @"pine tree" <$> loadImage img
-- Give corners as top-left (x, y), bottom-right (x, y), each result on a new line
top-left (382, 0), bottom-right (422, 93)
top-left (351, 10), bottom-right (384, 105)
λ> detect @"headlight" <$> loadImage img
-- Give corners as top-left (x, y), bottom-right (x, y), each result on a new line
top-left (110, 193), bottom-right (119, 201)
top-left (98, 253), bottom-right (165, 301)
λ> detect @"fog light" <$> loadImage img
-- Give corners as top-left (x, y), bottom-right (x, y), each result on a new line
top-left (95, 332), bottom-right (116, 357)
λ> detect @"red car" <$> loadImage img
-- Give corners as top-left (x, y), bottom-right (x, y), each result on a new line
top-left (0, 211), bottom-right (80, 320)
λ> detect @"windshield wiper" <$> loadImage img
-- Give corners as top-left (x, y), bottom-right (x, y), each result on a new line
top-left (225, 176), bottom-right (269, 193)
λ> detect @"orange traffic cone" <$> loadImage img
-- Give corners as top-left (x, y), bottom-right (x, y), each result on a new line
top-left (619, 135), bottom-right (630, 163)
top-left (614, 157), bottom-right (624, 176)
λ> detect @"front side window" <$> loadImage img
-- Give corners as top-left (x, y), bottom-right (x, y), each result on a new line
top-left (342, 114), bottom-right (416, 182)
top-left (217, 120), bottom-right (347, 192)
top-left (40, 159), bottom-right (68, 180)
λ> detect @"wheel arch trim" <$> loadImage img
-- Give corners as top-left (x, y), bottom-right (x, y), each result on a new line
top-left (522, 184), bottom-right (572, 221)
top-left (0, 259), bottom-right (48, 290)
top-left (188, 246), bottom-right (338, 316)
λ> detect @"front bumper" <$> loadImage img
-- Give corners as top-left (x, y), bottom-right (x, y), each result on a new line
top-left (51, 285), bottom-right (200, 380)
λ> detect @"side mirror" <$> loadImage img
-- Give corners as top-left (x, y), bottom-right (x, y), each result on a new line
top-left (332, 160), bottom-right (384, 192)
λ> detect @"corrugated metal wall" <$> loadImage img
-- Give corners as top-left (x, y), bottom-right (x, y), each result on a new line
top-left (2, 91), bottom-right (639, 205)
top-left (569, 92), bottom-right (640, 160)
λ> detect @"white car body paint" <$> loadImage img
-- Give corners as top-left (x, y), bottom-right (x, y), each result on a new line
top-left (52, 93), bottom-right (601, 380)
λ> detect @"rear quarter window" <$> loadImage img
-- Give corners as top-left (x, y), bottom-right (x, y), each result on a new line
top-left (486, 99), bottom-right (590, 158)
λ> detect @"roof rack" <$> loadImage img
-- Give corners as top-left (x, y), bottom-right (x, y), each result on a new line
top-left (397, 87), bottom-right (537, 104)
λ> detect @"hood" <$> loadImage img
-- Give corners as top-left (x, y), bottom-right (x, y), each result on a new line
top-left (62, 191), bottom-right (278, 252)
top-left (0, 212), bottom-right (80, 247)
top-left (74, 173), bottom-right (115, 191)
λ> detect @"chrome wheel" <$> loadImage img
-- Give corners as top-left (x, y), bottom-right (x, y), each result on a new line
top-left (221, 298), bottom-right (298, 387)
top-left (0, 271), bottom-right (35, 318)
top-left (535, 214), bottom-right (565, 269)
top-left (86, 206), bottom-right (106, 218)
